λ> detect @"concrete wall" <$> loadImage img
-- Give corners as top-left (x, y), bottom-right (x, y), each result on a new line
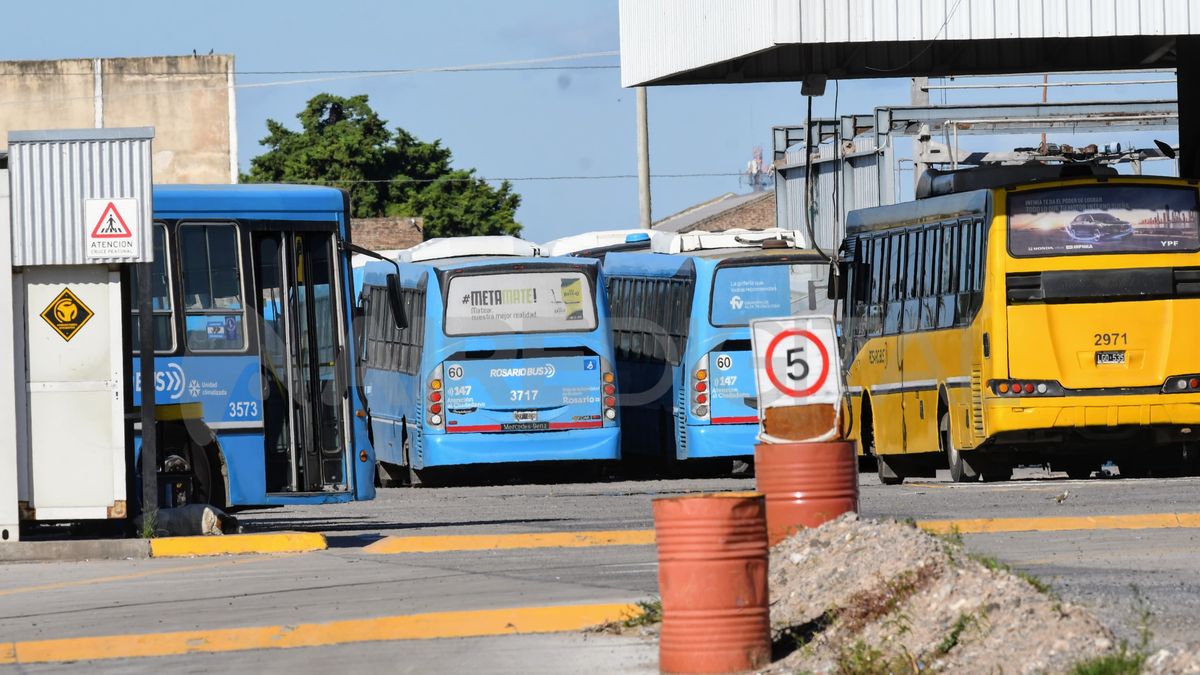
top-left (0, 55), bottom-right (235, 184)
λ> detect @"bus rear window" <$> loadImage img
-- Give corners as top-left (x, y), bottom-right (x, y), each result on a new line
top-left (444, 271), bottom-right (597, 336)
top-left (710, 263), bottom-right (830, 326)
top-left (1008, 184), bottom-right (1200, 257)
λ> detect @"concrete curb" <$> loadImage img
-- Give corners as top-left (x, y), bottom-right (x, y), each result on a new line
top-left (0, 539), bottom-right (151, 562)
top-left (0, 532), bottom-right (327, 563)
top-left (150, 531), bottom-right (327, 558)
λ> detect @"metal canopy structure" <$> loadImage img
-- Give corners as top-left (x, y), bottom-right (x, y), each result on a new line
top-left (619, 0), bottom-right (1200, 87)
top-left (621, 0), bottom-right (1200, 177)
top-left (770, 99), bottom-right (1182, 251)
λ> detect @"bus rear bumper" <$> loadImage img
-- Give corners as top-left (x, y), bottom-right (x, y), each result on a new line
top-left (419, 427), bottom-right (621, 467)
top-left (682, 422), bottom-right (758, 460)
top-left (984, 395), bottom-right (1200, 441)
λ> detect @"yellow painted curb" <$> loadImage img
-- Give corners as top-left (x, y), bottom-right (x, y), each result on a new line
top-left (917, 512), bottom-right (1200, 535)
top-left (364, 529), bottom-right (657, 554)
top-left (149, 532), bottom-right (327, 558)
top-left (0, 602), bottom-right (642, 665)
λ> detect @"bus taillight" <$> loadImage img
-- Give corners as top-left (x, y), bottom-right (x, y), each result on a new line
top-left (601, 360), bottom-right (618, 422)
top-left (693, 355), bottom-right (710, 419)
top-left (1163, 375), bottom-right (1200, 393)
top-left (990, 380), bottom-right (1063, 397)
top-left (428, 365), bottom-right (445, 428)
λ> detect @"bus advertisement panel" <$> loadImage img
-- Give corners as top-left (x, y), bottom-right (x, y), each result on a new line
top-left (1009, 184), bottom-right (1200, 256)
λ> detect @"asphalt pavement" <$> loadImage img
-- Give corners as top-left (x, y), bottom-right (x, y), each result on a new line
top-left (3, 468), bottom-right (1200, 672)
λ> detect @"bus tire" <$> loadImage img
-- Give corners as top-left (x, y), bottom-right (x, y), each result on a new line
top-left (940, 407), bottom-right (978, 483)
top-left (1182, 444), bottom-right (1200, 477)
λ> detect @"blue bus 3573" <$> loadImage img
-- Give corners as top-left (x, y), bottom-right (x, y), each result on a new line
top-left (133, 184), bottom-right (400, 508)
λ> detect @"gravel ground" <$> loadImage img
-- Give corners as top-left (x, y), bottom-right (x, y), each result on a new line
top-left (763, 514), bottom-right (1198, 674)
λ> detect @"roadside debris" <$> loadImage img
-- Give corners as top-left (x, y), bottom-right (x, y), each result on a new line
top-left (764, 514), bottom-right (1155, 674)
top-left (132, 504), bottom-right (240, 538)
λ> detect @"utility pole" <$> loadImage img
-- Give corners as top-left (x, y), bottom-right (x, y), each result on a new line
top-left (911, 77), bottom-right (930, 186)
top-left (636, 86), bottom-right (652, 228)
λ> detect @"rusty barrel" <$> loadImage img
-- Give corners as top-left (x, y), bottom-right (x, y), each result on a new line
top-left (755, 441), bottom-right (858, 545)
top-left (652, 492), bottom-right (770, 674)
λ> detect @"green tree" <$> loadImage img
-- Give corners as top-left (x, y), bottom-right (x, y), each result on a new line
top-left (243, 93), bottom-right (521, 237)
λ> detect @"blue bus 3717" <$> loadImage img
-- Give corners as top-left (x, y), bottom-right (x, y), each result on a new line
top-left (553, 229), bottom-right (829, 469)
top-left (357, 236), bottom-right (620, 484)
top-left (133, 184), bottom-right (400, 508)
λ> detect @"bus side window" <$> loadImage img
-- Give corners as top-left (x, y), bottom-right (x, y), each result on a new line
top-left (972, 218), bottom-right (986, 309)
top-left (131, 222), bottom-right (176, 353)
top-left (179, 223), bottom-right (246, 352)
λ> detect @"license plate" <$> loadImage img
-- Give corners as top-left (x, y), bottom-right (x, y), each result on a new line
top-left (501, 422), bottom-right (549, 432)
top-left (513, 410), bottom-right (538, 422)
top-left (1095, 350), bottom-right (1126, 365)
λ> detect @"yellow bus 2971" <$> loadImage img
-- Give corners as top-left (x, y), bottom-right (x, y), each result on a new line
top-left (836, 169), bottom-right (1200, 484)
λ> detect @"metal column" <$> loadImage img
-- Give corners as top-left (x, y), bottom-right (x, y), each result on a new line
top-left (1178, 37), bottom-right (1200, 179)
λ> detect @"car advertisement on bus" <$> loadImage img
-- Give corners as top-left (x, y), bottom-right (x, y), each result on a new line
top-left (1009, 184), bottom-right (1200, 257)
top-left (444, 271), bottom-right (596, 335)
top-left (441, 355), bottom-right (604, 433)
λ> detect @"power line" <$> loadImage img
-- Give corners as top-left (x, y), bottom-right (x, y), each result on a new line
top-left (0, 65), bottom-right (620, 76)
top-left (0, 51), bottom-right (620, 107)
top-left (281, 172), bottom-right (745, 185)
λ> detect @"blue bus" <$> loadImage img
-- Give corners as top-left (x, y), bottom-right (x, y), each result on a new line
top-left (131, 184), bottom-right (400, 507)
top-left (571, 229), bottom-right (829, 467)
top-left (358, 236), bottom-right (620, 484)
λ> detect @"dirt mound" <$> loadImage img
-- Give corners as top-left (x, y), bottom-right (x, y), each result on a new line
top-left (766, 514), bottom-right (1118, 674)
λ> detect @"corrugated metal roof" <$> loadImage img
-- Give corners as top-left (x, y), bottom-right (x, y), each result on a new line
top-left (9, 128), bottom-right (154, 266)
top-left (620, 0), bottom-right (1200, 86)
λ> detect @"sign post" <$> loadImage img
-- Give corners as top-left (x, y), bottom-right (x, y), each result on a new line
top-left (750, 314), bottom-right (842, 443)
top-left (751, 313), bottom-right (857, 544)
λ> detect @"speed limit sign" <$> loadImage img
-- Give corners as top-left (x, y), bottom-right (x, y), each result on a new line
top-left (751, 315), bottom-right (842, 441)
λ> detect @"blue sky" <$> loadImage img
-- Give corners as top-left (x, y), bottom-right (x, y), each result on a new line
top-left (1, 1), bottom-right (1179, 242)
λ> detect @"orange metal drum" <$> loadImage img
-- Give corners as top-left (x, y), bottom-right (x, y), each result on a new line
top-left (652, 492), bottom-right (770, 674)
top-left (755, 441), bottom-right (858, 545)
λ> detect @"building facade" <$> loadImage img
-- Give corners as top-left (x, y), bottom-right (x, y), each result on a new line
top-left (0, 55), bottom-right (236, 184)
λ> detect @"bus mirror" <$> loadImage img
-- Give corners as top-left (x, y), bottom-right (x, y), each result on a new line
top-left (386, 274), bottom-right (408, 329)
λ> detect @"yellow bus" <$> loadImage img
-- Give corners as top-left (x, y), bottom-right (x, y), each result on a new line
top-left (836, 171), bottom-right (1200, 483)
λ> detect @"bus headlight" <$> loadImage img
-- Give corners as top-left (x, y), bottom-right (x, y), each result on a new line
top-left (429, 413), bottom-right (442, 426)
top-left (604, 408), bottom-right (617, 420)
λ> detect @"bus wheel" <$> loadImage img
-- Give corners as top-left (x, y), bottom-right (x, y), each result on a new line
top-left (1182, 444), bottom-right (1200, 477)
top-left (940, 408), bottom-right (978, 483)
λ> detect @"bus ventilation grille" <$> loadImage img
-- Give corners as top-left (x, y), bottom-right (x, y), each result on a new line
top-left (413, 408), bottom-right (425, 466)
top-left (970, 369), bottom-right (985, 438)
top-left (673, 380), bottom-right (688, 458)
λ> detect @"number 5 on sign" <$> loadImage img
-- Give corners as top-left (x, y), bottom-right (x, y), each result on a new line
top-left (751, 315), bottom-right (843, 443)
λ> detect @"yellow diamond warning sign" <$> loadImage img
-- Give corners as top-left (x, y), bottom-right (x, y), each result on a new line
top-left (40, 288), bottom-right (94, 342)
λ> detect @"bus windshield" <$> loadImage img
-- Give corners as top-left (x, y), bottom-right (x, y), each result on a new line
top-left (710, 262), bottom-right (830, 326)
top-left (444, 270), bottom-right (597, 336)
top-left (1008, 184), bottom-right (1200, 257)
